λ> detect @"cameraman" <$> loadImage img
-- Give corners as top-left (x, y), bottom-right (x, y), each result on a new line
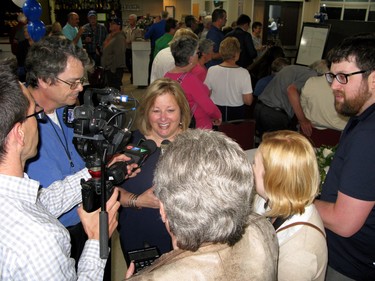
top-left (82, 10), bottom-right (108, 67)
top-left (0, 63), bottom-right (120, 280)
top-left (24, 36), bottom-right (96, 265)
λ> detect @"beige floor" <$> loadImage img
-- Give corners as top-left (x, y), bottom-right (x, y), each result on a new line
top-left (111, 72), bottom-right (147, 281)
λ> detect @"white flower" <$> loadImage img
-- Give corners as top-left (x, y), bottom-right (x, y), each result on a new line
top-left (323, 148), bottom-right (333, 158)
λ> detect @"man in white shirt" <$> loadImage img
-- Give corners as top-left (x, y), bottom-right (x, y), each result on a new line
top-left (0, 62), bottom-right (120, 280)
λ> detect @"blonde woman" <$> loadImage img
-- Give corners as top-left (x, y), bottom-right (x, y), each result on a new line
top-left (252, 130), bottom-right (328, 281)
top-left (204, 36), bottom-right (253, 121)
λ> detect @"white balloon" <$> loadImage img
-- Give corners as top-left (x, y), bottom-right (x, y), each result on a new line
top-left (12, 0), bottom-right (26, 8)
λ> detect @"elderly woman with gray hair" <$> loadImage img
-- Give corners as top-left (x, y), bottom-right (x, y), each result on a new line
top-left (165, 36), bottom-right (221, 129)
top-left (125, 129), bottom-right (278, 280)
top-left (191, 38), bottom-right (214, 82)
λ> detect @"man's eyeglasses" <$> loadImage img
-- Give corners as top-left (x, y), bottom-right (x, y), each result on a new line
top-left (56, 77), bottom-right (86, 90)
top-left (26, 109), bottom-right (46, 121)
top-left (325, 70), bottom-right (369, 85)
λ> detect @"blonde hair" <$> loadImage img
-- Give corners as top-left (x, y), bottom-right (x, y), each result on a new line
top-left (169, 28), bottom-right (199, 45)
top-left (258, 130), bottom-right (320, 218)
top-left (137, 78), bottom-right (191, 135)
top-left (219, 37), bottom-right (240, 61)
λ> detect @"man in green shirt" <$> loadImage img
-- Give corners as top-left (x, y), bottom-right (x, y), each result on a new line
top-left (153, 18), bottom-right (178, 59)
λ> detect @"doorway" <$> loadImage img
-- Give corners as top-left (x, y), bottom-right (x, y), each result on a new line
top-left (264, 1), bottom-right (302, 46)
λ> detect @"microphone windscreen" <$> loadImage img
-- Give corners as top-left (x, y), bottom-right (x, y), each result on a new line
top-left (140, 139), bottom-right (157, 154)
top-left (161, 139), bottom-right (171, 146)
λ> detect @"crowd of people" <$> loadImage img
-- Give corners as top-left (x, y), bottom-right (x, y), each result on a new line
top-left (2, 5), bottom-right (375, 281)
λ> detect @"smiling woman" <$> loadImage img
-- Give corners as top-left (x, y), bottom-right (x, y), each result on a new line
top-left (117, 78), bottom-right (191, 264)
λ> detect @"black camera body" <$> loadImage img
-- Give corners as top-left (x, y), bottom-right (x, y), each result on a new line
top-left (81, 177), bottom-right (114, 213)
top-left (64, 87), bottom-right (135, 212)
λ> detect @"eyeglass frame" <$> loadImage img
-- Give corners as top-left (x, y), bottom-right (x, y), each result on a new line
top-left (325, 70), bottom-right (370, 85)
top-left (25, 109), bottom-right (46, 121)
top-left (55, 76), bottom-right (86, 90)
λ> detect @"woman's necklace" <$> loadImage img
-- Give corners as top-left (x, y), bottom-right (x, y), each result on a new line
top-left (47, 114), bottom-right (74, 168)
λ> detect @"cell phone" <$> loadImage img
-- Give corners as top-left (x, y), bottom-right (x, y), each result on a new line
top-left (126, 246), bottom-right (161, 273)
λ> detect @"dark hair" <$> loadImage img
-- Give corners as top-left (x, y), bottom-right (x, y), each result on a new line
top-left (252, 21), bottom-right (262, 31)
top-left (1, 57), bottom-right (18, 76)
top-left (212, 8), bottom-right (226, 23)
top-left (165, 18), bottom-right (177, 33)
top-left (0, 62), bottom-right (29, 162)
top-left (249, 45), bottom-right (285, 83)
top-left (184, 15), bottom-right (196, 28)
top-left (236, 14), bottom-right (251, 26)
top-left (25, 36), bottom-right (90, 88)
top-left (327, 33), bottom-right (375, 77)
top-left (170, 36), bottom-right (198, 67)
top-left (222, 26), bottom-right (233, 35)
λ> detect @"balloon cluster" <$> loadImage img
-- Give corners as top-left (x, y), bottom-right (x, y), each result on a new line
top-left (13, 0), bottom-right (46, 42)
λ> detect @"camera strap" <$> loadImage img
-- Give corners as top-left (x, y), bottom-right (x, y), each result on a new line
top-left (276, 221), bottom-right (326, 238)
top-left (47, 114), bottom-right (74, 168)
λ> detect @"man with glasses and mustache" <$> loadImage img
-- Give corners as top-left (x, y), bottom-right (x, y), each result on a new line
top-left (315, 34), bottom-right (375, 281)
top-left (0, 62), bottom-right (120, 279)
top-left (24, 36), bottom-right (94, 266)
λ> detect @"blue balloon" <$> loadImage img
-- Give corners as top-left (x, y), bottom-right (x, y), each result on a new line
top-left (23, 0), bottom-right (42, 22)
top-left (27, 20), bottom-right (46, 42)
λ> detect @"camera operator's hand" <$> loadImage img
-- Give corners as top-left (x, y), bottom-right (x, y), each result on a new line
top-left (78, 189), bottom-right (120, 240)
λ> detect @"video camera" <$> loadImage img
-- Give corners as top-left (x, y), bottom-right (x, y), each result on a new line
top-left (64, 87), bottom-right (157, 212)
top-left (63, 87), bottom-right (136, 211)
top-left (64, 87), bottom-right (158, 259)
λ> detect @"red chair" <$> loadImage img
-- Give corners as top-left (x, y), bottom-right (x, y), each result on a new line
top-left (218, 119), bottom-right (256, 150)
top-left (302, 127), bottom-right (342, 147)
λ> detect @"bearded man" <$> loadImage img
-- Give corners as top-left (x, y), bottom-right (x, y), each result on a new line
top-left (315, 34), bottom-right (375, 281)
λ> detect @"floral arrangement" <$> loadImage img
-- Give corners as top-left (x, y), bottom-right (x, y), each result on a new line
top-left (136, 16), bottom-right (153, 30)
top-left (316, 145), bottom-right (337, 187)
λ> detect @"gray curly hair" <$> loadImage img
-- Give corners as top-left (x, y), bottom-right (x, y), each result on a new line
top-left (154, 129), bottom-right (254, 251)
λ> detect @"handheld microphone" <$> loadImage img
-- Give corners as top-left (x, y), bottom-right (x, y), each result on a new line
top-left (107, 140), bottom-right (157, 185)
top-left (123, 139), bottom-right (157, 167)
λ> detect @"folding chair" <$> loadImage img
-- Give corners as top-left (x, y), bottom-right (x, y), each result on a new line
top-left (218, 119), bottom-right (256, 150)
top-left (302, 127), bottom-right (342, 147)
